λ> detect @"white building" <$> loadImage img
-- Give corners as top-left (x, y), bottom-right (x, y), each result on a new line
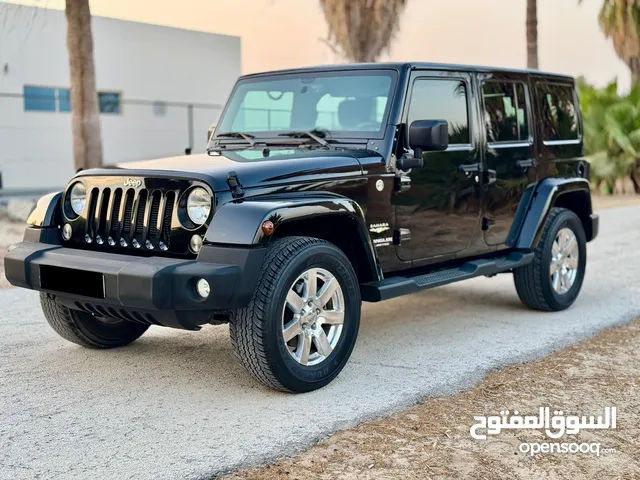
top-left (0, 3), bottom-right (241, 192)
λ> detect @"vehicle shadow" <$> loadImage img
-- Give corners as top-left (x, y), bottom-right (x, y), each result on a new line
top-left (33, 278), bottom-right (531, 395)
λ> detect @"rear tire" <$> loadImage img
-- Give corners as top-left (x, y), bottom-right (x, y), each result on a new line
top-left (513, 207), bottom-right (587, 311)
top-left (40, 293), bottom-right (149, 348)
top-left (229, 236), bottom-right (361, 393)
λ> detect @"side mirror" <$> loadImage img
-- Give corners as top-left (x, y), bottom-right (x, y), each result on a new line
top-left (409, 119), bottom-right (449, 160)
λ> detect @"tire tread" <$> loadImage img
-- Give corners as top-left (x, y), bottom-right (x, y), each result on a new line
top-left (229, 236), bottom-right (355, 392)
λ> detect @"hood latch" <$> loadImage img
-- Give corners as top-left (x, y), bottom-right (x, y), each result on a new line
top-left (226, 171), bottom-right (245, 199)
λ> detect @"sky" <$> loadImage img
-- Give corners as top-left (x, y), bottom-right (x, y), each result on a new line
top-left (5, 0), bottom-right (631, 91)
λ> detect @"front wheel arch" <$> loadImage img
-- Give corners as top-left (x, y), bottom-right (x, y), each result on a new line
top-left (271, 214), bottom-right (379, 284)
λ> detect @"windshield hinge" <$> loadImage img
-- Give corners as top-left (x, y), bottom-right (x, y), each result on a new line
top-left (227, 171), bottom-right (245, 199)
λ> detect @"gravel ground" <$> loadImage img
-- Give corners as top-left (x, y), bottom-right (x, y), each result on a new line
top-left (229, 319), bottom-right (640, 479)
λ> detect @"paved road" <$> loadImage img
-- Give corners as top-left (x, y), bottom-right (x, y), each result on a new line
top-left (1, 206), bottom-right (639, 480)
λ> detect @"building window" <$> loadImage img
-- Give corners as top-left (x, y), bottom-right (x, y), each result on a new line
top-left (408, 79), bottom-right (470, 145)
top-left (482, 82), bottom-right (530, 143)
top-left (99, 92), bottom-right (121, 114)
top-left (23, 86), bottom-right (72, 112)
top-left (537, 84), bottom-right (579, 141)
top-left (24, 86), bottom-right (56, 112)
top-left (58, 88), bottom-right (71, 112)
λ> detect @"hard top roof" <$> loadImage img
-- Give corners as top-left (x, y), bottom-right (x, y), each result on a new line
top-left (241, 62), bottom-right (574, 82)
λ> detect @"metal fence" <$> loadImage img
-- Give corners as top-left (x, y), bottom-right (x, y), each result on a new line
top-left (0, 92), bottom-right (222, 193)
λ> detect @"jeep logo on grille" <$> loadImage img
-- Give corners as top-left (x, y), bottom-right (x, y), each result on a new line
top-left (124, 178), bottom-right (142, 188)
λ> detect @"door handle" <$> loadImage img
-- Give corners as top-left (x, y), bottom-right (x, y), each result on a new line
top-left (516, 158), bottom-right (537, 169)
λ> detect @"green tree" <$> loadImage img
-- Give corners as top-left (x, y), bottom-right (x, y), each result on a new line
top-left (580, 79), bottom-right (640, 193)
top-left (319, 0), bottom-right (408, 62)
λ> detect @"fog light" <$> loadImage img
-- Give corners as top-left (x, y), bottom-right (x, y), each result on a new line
top-left (62, 224), bottom-right (72, 241)
top-left (196, 278), bottom-right (210, 298)
top-left (190, 234), bottom-right (203, 254)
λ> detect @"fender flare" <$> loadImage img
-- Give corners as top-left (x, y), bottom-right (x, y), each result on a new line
top-left (510, 177), bottom-right (595, 249)
top-left (27, 192), bottom-right (62, 228)
top-left (205, 193), bottom-right (381, 280)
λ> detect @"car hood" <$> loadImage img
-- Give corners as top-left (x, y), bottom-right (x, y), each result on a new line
top-left (84, 149), bottom-right (371, 192)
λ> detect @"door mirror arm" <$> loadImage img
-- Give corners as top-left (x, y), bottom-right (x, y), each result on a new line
top-left (397, 152), bottom-right (423, 170)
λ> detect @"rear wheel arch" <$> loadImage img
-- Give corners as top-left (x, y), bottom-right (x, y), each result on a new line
top-left (552, 190), bottom-right (594, 241)
top-left (513, 178), bottom-right (595, 249)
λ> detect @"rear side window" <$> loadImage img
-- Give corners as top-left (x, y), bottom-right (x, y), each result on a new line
top-left (536, 83), bottom-right (579, 141)
top-left (408, 79), bottom-right (470, 145)
top-left (482, 82), bottom-right (529, 143)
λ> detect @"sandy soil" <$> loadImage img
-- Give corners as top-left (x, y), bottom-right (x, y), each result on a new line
top-left (227, 319), bottom-right (640, 480)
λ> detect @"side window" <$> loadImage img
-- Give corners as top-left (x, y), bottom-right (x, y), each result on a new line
top-left (482, 82), bottom-right (529, 143)
top-left (536, 83), bottom-right (579, 141)
top-left (408, 79), bottom-right (470, 145)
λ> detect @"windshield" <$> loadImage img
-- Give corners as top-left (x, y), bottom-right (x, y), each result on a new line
top-left (216, 70), bottom-right (397, 139)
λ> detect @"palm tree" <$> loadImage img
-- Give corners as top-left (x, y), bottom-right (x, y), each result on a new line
top-left (526, 0), bottom-right (539, 69)
top-left (319, 0), bottom-right (408, 63)
top-left (65, 0), bottom-right (103, 171)
top-left (586, 0), bottom-right (640, 85)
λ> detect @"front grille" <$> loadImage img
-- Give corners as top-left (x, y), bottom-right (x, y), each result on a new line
top-left (85, 187), bottom-right (175, 250)
top-left (64, 175), bottom-right (211, 256)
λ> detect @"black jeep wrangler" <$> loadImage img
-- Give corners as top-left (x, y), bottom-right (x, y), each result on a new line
top-left (5, 63), bottom-right (598, 392)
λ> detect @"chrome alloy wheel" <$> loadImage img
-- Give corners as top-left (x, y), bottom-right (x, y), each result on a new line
top-left (282, 268), bottom-right (345, 366)
top-left (550, 227), bottom-right (579, 295)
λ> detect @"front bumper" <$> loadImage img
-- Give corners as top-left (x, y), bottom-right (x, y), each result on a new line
top-left (4, 241), bottom-right (265, 329)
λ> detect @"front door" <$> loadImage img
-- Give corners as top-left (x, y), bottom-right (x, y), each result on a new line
top-left (395, 72), bottom-right (483, 264)
top-left (480, 78), bottom-right (536, 246)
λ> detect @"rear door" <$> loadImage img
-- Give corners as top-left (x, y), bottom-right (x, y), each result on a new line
top-left (480, 75), bottom-right (537, 246)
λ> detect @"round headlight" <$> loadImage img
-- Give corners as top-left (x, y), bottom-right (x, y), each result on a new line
top-left (69, 182), bottom-right (87, 216)
top-left (186, 188), bottom-right (212, 225)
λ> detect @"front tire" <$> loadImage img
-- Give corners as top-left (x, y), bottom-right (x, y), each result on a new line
top-left (40, 293), bottom-right (150, 348)
top-left (229, 237), bottom-right (361, 393)
top-left (513, 207), bottom-right (587, 311)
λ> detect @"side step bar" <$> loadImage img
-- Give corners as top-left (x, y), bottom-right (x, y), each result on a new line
top-left (361, 251), bottom-right (534, 302)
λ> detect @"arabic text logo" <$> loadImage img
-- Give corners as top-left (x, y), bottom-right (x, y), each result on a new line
top-left (470, 406), bottom-right (616, 440)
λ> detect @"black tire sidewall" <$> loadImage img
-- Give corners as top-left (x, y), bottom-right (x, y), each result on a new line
top-left (540, 211), bottom-right (587, 310)
top-left (263, 243), bottom-right (361, 392)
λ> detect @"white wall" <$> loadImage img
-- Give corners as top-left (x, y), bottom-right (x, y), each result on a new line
top-left (0, 3), bottom-right (241, 190)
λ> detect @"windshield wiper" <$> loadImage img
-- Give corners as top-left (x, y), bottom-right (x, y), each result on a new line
top-left (214, 131), bottom-right (256, 146)
top-left (277, 130), bottom-right (334, 148)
